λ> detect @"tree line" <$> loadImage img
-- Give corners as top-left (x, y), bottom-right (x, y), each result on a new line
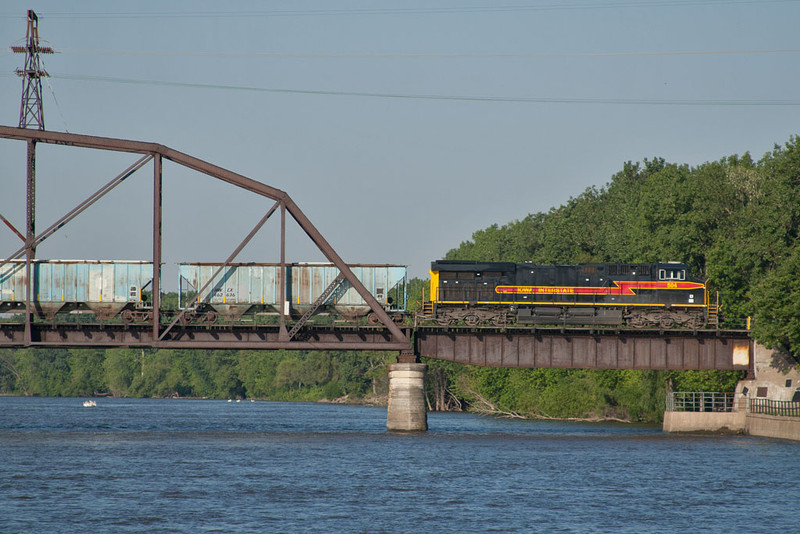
top-left (0, 347), bottom-right (393, 402)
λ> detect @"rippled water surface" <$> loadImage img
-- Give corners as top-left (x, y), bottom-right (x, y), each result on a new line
top-left (1, 397), bottom-right (798, 532)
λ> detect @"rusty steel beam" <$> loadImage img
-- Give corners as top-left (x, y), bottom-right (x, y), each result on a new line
top-left (24, 140), bottom-right (35, 345)
top-left (415, 328), bottom-right (753, 371)
top-left (0, 212), bottom-right (25, 242)
top-left (0, 126), bottom-right (287, 200)
top-left (152, 154), bottom-right (162, 341)
top-left (0, 322), bottom-right (409, 351)
top-left (279, 203), bottom-right (287, 338)
top-left (0, 320), bottom-right (755, 372)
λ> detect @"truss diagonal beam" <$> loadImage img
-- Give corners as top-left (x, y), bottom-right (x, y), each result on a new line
top-left (283, 197), bottom-right (409, 344)
top-left (0, 212), bottom-right (25, 242)
top-left (1, 154), bottom-right (153, 269)
top-left (158, 200), bottom-right (281, 341)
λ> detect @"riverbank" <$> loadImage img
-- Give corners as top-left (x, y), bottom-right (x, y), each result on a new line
top-left (663, 344), bottom-right (800, 441)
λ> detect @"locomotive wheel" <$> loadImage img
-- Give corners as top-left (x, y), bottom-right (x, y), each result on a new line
top-left (464, 314), bottom-right (480, 327)
top-left (180, 311), bottom-right (194, 325)
top-left (436, 316), bottom-right (452, 326)
top-left (627, 315), bottom-right (647, 328)
top-left (659, 316), bottom-right (675, 329)
top-left (392, 313), bottom-right (405, 325)
top-left (492, 315), bottom-right (507, 327)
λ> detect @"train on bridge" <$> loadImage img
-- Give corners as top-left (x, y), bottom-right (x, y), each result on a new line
top-left (0, 258), bottom-right (721, 330)
top-left (0, 260), bottom-right (408, 325)
top-left (419, 260), bottom-right (719, 329)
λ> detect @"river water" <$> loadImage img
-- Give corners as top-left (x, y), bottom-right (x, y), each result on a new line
top-left (1, 397), bottom-right (798, 533)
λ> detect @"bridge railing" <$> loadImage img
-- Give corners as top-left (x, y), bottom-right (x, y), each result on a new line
top-left (666, 391), bottom-right (735, 413)
top-left (748, 398), bottom-right (800, 417)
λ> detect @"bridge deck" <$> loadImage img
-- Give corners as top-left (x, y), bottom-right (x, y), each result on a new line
top-left (0, 322), bottom-right (752, 371)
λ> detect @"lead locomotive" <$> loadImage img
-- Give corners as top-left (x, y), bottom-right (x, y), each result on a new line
top-left (421, 260), bottom-right (717, 328)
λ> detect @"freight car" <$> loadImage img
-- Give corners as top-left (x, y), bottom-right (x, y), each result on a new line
top-left (420, 260), bottom-right (718, 328)
top-left (0, 260), bottom-right (153, 319)
top-left (0, 260), bottom-right (407, 325)
top-left (178, 262), bottom-right (407, 323)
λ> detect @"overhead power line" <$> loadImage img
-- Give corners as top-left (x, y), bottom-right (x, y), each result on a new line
top-left (1, 0), bottom-right (799, 19)
top-left (40, 72), bottom-right (800, 106)
top-left (7, 47), bottom-right (800, 60)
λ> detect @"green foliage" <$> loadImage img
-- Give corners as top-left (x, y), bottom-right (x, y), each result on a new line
top-left (405, 278), bottom-right (428, 313)
top-left (0, 347), bottom-right (393, 403)
top-left (666, 370), bottom-right (745, 392)
top-left (103, 349), bottom-right (139, 397)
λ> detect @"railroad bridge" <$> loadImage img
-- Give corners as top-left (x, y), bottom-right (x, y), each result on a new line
top-left (0, 321), bottom-right (752, 374)
top-left (0, 126), bottom-right (754, 430)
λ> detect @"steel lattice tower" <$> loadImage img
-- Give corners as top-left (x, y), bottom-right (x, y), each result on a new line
top-left (12, 10), bottom-right (53, 130)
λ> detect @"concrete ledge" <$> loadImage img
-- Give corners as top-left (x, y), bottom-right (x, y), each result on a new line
top-left (746, 414), bottom-right (800, 441)
top-left (663, 411), bottom-right (746, 433)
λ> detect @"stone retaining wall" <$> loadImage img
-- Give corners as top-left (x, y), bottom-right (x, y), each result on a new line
top-left (746, 413), bottom-right (800, 441)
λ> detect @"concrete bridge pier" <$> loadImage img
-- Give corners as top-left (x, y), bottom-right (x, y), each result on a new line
top-left (386, 361), bottom-right (427, 431)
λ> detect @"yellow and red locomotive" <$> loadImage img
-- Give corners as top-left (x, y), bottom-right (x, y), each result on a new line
top-left (422, 260), bottom-right (718, 328)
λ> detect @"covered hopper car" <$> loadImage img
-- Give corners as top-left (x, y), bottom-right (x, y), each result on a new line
top-left (0, 260), bottom-right (407, 325)
top-left (178, 262), bottom-right (407, 323)
top-left (0, 260), bottom-right (153, 319)
top-left (421, 260), bottom-right (718, 328)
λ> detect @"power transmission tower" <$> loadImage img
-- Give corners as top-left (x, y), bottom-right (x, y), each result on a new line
top-left (12, 10), bottom-right (53, 130)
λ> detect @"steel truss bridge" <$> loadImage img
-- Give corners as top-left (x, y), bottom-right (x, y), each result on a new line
top-left (0, 126), bottom-right (753, 373)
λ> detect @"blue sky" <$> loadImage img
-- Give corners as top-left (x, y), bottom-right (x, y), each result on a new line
top-left (1, 0), bottom-right (799, 282)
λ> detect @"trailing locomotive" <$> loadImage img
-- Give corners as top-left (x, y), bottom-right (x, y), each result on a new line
top-left (420, 260), bottom-right (717, 328)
